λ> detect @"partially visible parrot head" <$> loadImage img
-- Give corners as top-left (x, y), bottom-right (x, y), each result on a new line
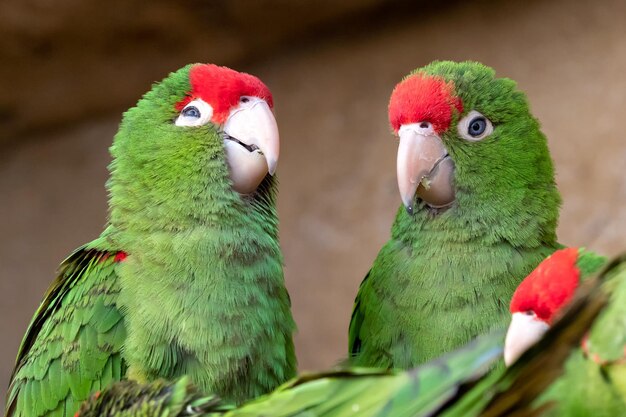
top-left (503, 248), bottom-right (581, 366)
top-left (388, 61), bottom-right (560, 243)
top-left (108, 64), bottom-right (280, 231)
top-left (75, 378), bottom-right (219, 417)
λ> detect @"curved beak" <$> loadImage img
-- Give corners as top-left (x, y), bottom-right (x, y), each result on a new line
top-left (504, 312), bottom-right (550, 366)
top-left (397, 123), bottom-right (455, 214)
top-left (223, 98), bottom-right (280, 194)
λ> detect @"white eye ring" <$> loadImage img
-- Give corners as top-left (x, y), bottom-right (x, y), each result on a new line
top-left (457, 110), bottom-right (494, 141)
top-left (175, 99), bottom-right (213, 127)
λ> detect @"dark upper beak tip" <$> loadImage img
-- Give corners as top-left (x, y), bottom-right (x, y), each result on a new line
top-left (404, 204), bottom-right (414, 215)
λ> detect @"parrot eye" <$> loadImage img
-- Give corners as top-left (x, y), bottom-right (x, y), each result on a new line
top-left (182, 106), bottom-right (200, 118)
top-left (457, 110), bottom-right (494, 141)
top-left (175, 99), bottom-right (214, 127)
top-left (469, 118), bottom-right (486, 136)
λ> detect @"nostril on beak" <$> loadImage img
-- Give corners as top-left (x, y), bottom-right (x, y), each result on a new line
top-left (419, 121), bottom-right (430, 129)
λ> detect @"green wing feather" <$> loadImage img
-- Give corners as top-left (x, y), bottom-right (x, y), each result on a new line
top-left (586, 254), bottom-right (626, 362)
top-left (228, 331), bottom-right (503, 417)
top-left (588, 255), bottom-right (626, 402)
top-left (5, 247), bottom-right (127, 417)
top-left (347, 271), bottom-right (369, 360)
top-left (78, 330), bottom-right (504, 417)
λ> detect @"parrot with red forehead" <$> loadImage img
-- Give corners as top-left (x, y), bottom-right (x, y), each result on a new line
top-left (5, 63), bottom-right (296, 417)
top-left (349, 61), bottom-right (568, 369)
top-left (504, 248), bottom-right (626, 416)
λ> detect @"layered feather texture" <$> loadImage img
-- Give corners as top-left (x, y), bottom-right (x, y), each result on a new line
top-left (6, 249), bottom-right (127, 417)
top-left (77, 262), bottom-right (613, 417)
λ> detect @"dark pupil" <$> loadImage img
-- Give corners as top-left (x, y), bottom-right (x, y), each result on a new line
top-left (182, 106), bottom-right (200, 118)
top-left (468, 117), bottom-right (487, 137)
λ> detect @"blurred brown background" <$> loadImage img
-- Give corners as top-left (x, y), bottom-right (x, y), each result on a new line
top-left (1, 0), bottom-right (625, 405)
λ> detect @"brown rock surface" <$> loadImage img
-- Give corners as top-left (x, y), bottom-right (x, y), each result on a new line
top-left (0, 0), bottom-right (414, 139)
top-left (1, 0), bottom-right (626, 406)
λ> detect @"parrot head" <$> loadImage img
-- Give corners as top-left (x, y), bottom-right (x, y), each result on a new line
top-left (108, 64), bottom-right (280, 231)
top-left (388, 61), bottom-right (560, 244)
top-left (174, 64), bottom-right (279, 190)
top-left (503, 248), bottom-right (581, 366)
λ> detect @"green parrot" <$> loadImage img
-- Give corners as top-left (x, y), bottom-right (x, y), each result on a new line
top-left (5, 63), bottom-right (297, 417)
top-left (503, 247), bottom-right (626, 416)
top-left (74, 248), bottom-right (617, 417)
top-left (349, 60), bottom-right (566, 369)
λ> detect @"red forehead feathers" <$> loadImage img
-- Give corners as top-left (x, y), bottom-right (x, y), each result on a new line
top-left (175, 64), bottom-right (273, 124)
top-left (509, 248), bottom-right (581, 323)
top-left (388, 73), bottom-right (463, 134)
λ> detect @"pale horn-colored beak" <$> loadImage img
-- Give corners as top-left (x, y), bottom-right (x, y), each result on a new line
top-left (397, 123), bottom-right (455, 214)
top-left (504, 312), bottom-right (550, 366)
top-left (223, 97), bottom-right (280, 194)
